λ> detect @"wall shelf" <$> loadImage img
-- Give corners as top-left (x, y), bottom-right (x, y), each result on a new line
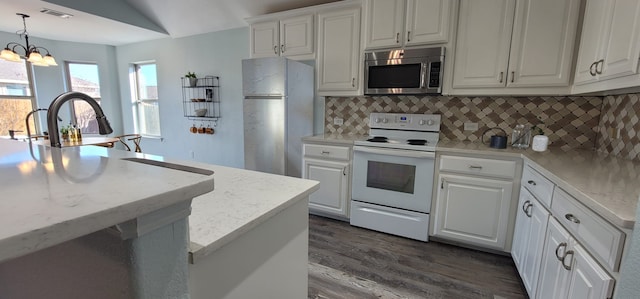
top-left (181, 76), bottom-right (221, 123)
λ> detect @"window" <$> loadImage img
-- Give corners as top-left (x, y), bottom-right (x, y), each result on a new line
top-left (0, 59), bottom-right (34, 138)
top-left (132, 63), bottom-right (160, 137)
top-left (65, 62), bottom-right (101, 134)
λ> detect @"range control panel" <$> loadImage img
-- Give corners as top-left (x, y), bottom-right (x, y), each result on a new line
top-left (369, 113), bottom-right (441, 132)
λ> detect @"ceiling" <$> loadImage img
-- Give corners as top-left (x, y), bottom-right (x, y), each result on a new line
top-left (0, 0), bottom-right (340, 46)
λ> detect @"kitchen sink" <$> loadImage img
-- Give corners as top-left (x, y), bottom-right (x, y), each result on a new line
top-left (121, 157), bottom-right (214, 175)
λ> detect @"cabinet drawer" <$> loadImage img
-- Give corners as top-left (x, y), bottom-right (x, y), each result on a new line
top-left (551, 188), bottom-right (624, 272)
top-left (521, 166), bottom-right (555, 208)
top-left (439, 155), bottom-right (516, 179)
top-left (303, 144), bottom-right (350, 160)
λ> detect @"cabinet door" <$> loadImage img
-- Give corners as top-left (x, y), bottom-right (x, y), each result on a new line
top-left (317, 8), bottom-right (361, 94)
top-left (279, 15), bottom-right (314, 58)
top-left (507, 0), bottom-right (580, 87)
top-left (536, 218), bottom-right (572, 299)
top-left (250, 21), bottom-right (279, 58)
top-left (303, 158), bottom-right (350, 218)
top-left (519, 192), bottom-right (550, 298)
top-left (565, 245), bottom-right (615, 299)
top-left (599, 0), bottom-right (640, 81)
top-left (363, 0), bottom-right (405, 49)
top-left (574, 0), bottom-right (609, 85)
top-left (405, 0), bottom-right (451, 46)
top-left (452, 0), bottom-right (516, 88)
top-left (433, 174), bottom-right (513, 251)
top-left (511, 188), bottom-right (532, 271)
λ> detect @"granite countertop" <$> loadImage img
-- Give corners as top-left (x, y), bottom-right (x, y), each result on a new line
top-left (305, 134), bottom-right (640, 230)
top-left (0, 139), bottom-right (215, 263)
top-left (302, 133), bottom-right (367, 145)
top-left (188, 166), bottom-right (319, 263)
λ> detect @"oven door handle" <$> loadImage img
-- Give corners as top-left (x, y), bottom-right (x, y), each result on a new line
top-left (353, 146), bottom-right (435, 159)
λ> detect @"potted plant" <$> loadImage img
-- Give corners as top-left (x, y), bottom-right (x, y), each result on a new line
top-left (185, 72), bottom-right (197, 87)
top-left (60, 126), bottom-right (69, 141)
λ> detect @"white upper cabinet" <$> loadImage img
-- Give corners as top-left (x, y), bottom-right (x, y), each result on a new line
top-left (363, 0), bottom-right (452, 50)
top-left (451, 0), bottom-right (580, 93)
top-left (317, 7), bottom-right (362, 95)
top-left (574, 0), bottom-right (640, 85)
top-left (250, 14), bottom-right (314, 60)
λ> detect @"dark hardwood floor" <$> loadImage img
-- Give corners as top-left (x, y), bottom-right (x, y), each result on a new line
top-left (308, 215), bottom-right (527, 299)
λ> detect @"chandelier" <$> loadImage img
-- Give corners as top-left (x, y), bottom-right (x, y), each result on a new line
top-left (0, 13), bottom-right (58, 67)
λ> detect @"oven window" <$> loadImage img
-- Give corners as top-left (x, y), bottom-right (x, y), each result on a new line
top-left (368, 64), bottom-right (422, 88)
top-left (366, 161), bottom-right (416, 194)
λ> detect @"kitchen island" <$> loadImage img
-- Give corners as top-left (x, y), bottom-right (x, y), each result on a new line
top-left (0, 139), bottom-right (319, 299)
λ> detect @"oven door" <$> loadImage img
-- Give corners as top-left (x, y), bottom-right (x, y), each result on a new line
top-left (352, 145), bottom-right (435, 213)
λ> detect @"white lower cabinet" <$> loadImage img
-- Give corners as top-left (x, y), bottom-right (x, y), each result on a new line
top-left (511, 187), bottom-right (549, 298)
top-left (432, 173), bottom-right (514, 251)
top-left (537, 218), bottom-right (614, 299)
top-left (302, 143), bottom-right (352, 219)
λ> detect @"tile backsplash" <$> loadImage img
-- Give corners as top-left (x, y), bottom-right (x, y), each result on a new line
top-left (597, 93), bottom-right (640, 161)
top-left (325, 95), bottom-right (603, 151)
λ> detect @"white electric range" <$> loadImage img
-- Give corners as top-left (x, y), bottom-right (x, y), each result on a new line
top-left (350, 112), bottom-right (441, 241)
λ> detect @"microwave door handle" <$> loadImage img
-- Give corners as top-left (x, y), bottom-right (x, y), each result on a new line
top-left (420, 62), bottom-right (428, 89)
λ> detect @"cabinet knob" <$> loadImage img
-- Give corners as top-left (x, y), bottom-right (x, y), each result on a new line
top-left (527, 180), bottom-right (536, 186)
top-left (565, 213), bottom-right (580, 224)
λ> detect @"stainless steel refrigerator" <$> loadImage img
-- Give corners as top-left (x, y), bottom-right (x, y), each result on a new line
top-left (242, 57), bottom-right (314, 177)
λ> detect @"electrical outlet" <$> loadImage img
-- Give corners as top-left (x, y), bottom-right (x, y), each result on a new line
top-left (334, 117), bottom-right (344, 125)
top-left (464, 122), bottom-right (478, 131)
top-left (615, 127), bottom-right (622, 139)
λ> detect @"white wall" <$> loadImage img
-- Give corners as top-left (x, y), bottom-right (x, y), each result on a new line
top-left (115, 27), bottom-right (249, 168)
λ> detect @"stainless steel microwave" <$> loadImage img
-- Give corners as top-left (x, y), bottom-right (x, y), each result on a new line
top-left (364, 47), bottom-right (445, 95)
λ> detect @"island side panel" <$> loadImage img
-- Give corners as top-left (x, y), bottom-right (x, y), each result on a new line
top-left (188, 198), bottom-right (309, 299)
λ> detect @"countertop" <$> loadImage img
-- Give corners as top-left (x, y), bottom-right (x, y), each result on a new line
top-left (188, 166), bottom-right (319, 263)
top-left (0, 139), bottom-right (215, 263)
top-left (302, 133), bottom-right (367, 145)
top-left (437, 141), bottom-right (640, 229)
top-left (303, 134), bottom-right (640, 230)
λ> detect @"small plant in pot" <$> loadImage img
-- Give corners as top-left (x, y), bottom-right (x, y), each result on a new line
top-left (60, 126), bottom-right (70, 141)
top-left (185, 72), bottom-right (197, 87)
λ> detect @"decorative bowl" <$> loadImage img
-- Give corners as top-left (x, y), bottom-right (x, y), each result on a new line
top-left (194, 108), bottom-right (207, 117)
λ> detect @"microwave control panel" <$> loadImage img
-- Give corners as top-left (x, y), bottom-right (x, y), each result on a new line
top-left (428, 62), bottom-right (441, 88)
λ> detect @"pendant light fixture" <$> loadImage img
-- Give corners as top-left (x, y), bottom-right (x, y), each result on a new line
top-left (0, 13), bottom-right (58, 66)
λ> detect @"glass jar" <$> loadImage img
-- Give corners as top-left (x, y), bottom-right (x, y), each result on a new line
top-left (511, 124), bottom-right (531, 149)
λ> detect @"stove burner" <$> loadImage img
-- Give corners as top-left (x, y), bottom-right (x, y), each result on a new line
top-left (367, 136), bottom-right (388, 143)
top-left (407, 139), bottom-right (428, 145)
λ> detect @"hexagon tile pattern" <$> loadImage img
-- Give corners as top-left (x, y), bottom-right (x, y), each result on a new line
top-left (325, 95), bottom-right (603, 151)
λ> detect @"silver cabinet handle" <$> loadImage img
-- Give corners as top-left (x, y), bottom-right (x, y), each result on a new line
top-left (555, 242), bottom-right (567, 261)
top-left (352, 78), bottom-right (355, 87)
top-left (274, 45), bottom-right (278, 55)
top-left (469, 165), bottom-right (483, 169)
top-left (407, 31), bottom-right (411, 42)
top-left (511, 71), bottom-right (515, 83)
top-left (565, 213), bottom-right (580, 224)
top-left (281, 44), bottom-right (285, 54)
top-left (589, 61), bottom-right (597, 76)
top-left (596, 59), bottom-right (604, 74)
top-left (525, 203), bottom-right (533, 217)
top-left (396, 32), bottom-right (400, 43)
top-left (522, 200), bottom-right (531, 214)
top-left (527, 180), bottom-right (536, 186)
top-left (499, 72), bottom-right (504, 83)
top-left (562, 250), bottom-right (575, 271)
top-left (321, 150), bottom-right (330, 154)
